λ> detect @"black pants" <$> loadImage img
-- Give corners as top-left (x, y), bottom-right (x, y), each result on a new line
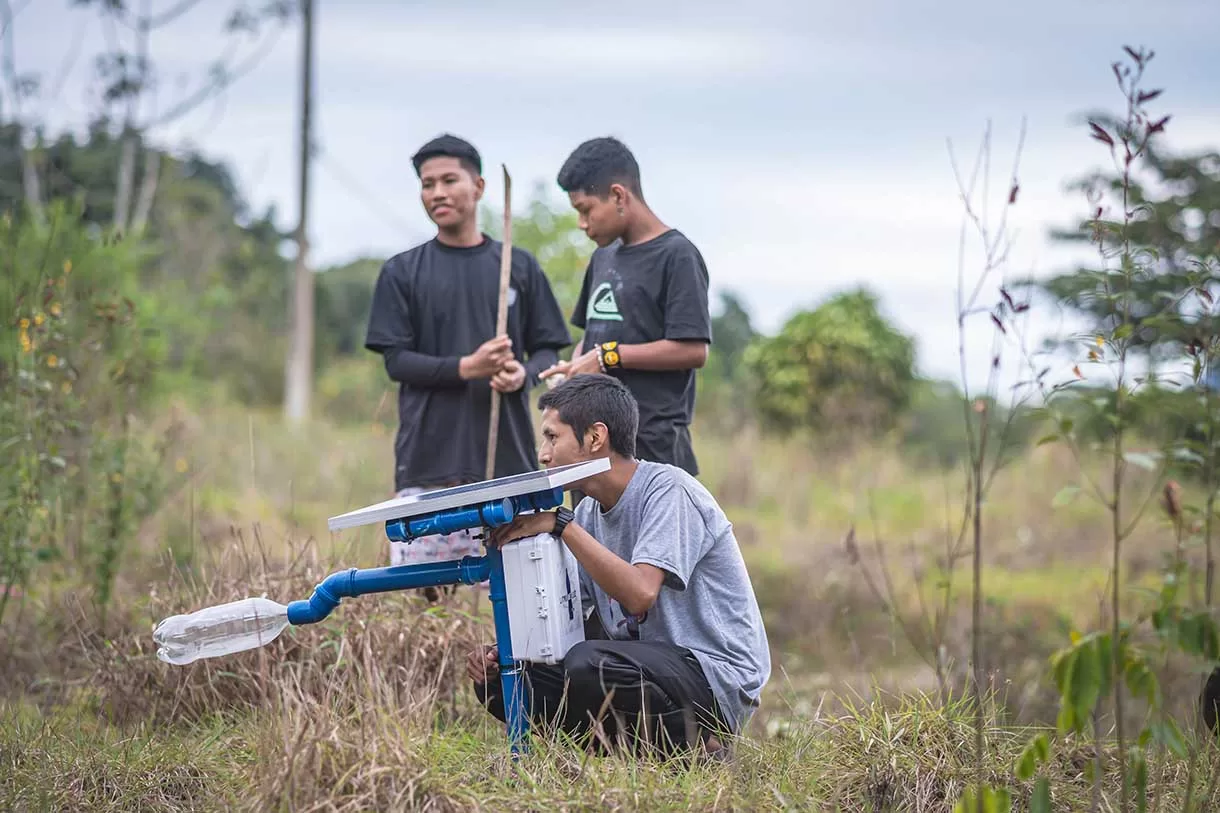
top-left (1203, 666), bottom-right (1220, 732)
top-left (472, 637), bottom-right (726, 758)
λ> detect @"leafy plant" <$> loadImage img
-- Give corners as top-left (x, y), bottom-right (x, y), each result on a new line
top-left (1009, 45), bottom-right (1220, 813)
top-left (745, 287), bottom-right (917, 439)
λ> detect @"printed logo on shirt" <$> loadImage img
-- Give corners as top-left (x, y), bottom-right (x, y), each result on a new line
top-left (586, 281), bottom-right (623, 322)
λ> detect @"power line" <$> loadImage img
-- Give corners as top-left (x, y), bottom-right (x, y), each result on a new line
top-left (315, 145), bottom-right (425, 244)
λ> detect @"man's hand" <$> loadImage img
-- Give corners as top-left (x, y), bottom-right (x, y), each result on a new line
top-left (460, 336), bottom-right (514, 380)
top-left (540, 348), bottom-right (601, 381)
top-left (490, 358), bottom-right (526, 393)
top-left (487, 511), bottom-right (557, 549)
top-left (467, 645), bottom-right (498, 685)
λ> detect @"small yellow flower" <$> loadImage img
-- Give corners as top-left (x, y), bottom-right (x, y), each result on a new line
top-left (33, 313), bottom-right (45, 326)
top-left (110, 472), bottom-right (123, 484)
top-left (61, 381), bottom-right (72, 394)
top-left (50, 304), bottom-right (62, 317)
top-left (46, 354), bottom-right (59, 368)
top-left (1095, 335), bottom-right (1104, 347)
top-left (19, 331), bottom-right (32, 353)
top-left (175, 458), bottom-right (189, 474)
top-left (19, 318), bottom-right (29, 330)
top-left (63, 260), bottom-right (72, 275)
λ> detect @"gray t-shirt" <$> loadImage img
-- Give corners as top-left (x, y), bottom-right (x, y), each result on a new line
top-left (573, 460), bottom-right (771, 733)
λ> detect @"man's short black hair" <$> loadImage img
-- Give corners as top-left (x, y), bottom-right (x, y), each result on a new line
top-left (411, 133), bottom-right (482, 178)
top-left (556, 136), bottom-right (643, 200)
top-left (538, 373), bottom-right (638, 459)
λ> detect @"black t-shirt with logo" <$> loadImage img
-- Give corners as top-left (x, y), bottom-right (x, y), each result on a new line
top-left (365, 235), bottom-right (572, 491)
top-left (571, 229), bottom-right (712, 475)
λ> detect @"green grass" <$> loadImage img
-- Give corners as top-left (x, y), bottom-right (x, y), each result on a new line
top-left (2, 399), bottom-right (1217, 811)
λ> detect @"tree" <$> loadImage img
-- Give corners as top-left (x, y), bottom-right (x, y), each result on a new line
top-left (745, 287), bottom-right (917, 437)
top-left (3, 0), bottom-right (293, 235)
top-left (709, 291), bottom-right (757, 378)
top-left (1026, 123), bottom-right (1220, 370)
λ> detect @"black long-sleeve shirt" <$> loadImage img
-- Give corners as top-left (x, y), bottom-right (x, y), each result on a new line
top-left (365, 235), bottom-right (572, 491)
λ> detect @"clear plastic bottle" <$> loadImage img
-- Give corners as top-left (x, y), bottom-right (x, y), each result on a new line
top-left (154, 596), bottom-right (290, 665)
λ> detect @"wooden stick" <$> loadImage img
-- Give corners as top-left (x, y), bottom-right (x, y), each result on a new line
top-left (485, 164), bottom-right (513, 481)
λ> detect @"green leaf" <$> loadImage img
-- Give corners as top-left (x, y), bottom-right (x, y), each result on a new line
top-left (1030, 777), bottom-right (1051, 813)
top-left (1052, 486), bottom-right (1081, 508)
top-left (1070, 639), bottom-right (1103, 728)
top-left (1150, 718), bottom-right (1188, 759)
top-left (1036, 432), bottom-right (1061, 447)
top-left (1016, 742), bottom-right (1038, 781)
top-left (1056, 703), bottom-right (1076, 736)
top-left (1096, 634), bottom-right (1114, 701)
top-left (1033, 732), bottom-right (1050, 764)
top-left (1131, 749), bottom-right (1149, 812)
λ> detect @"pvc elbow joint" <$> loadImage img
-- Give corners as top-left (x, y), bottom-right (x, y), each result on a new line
top-left (286, 568), bottom-right (356, 625)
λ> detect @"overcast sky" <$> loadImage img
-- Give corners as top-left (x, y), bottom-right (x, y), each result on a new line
top-left (11, 0), bottom-right (1220, 391)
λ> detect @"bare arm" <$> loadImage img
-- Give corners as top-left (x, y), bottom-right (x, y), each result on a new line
top-left (560, 520), bottom-right (666, 617)
top-left (617, 339), bottom-right (708, 371)
top-left (488, 512), bottom-right (665, 617)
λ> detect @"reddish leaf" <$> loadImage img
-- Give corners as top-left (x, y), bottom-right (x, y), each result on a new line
top-left (990, 313), bottom-right (1006, 334)
top-left (1008, 183), bottom-right (1020, 204)
top-left (1123, 45), bottom-right (1140, 63)
top-left (1015, 303), bottom-right (1031, 313)
top-left (1090, 122), bottom-right (1115, 146)
top-left (1001, 288), bottom-right (1015, 309)
top-left (1073, 365), bottom-right (1083, 379)
top-left (1137, 89), bottom-right (1163, 104)
top-left (1149, 115), bottom-right (1171, 134)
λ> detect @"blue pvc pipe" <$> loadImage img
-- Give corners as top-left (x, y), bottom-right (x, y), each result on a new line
top-left (386, 498), bottom-right (516, 542)
top-left (512, 486), bottom-right (564, 514)
top-left (285, 556), bottom-right (492, 625)
top-left (487, 545), bottom-right (529, 755)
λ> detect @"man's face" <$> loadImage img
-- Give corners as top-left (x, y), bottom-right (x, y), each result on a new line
top-left (537, 407), bottom-right (592, 470)
top-left (568, 189), bottom-right (624, 247)
top-left (419, 156), bottom-right (483, 230)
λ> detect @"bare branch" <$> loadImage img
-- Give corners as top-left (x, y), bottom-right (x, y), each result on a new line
top-left (148, 0), bottom-right (205, 29)
top-left (144, 22), bottom-right (284, 129)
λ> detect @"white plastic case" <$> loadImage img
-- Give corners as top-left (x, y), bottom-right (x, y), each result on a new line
top-left (500, 532), bottom-right (585, 664)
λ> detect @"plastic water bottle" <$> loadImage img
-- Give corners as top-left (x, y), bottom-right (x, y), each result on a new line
top-left (154, 596), bottom-right (290, 665)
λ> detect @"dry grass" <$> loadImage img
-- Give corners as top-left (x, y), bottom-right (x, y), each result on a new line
top-left (2, 401), bottom-right (1216, 811)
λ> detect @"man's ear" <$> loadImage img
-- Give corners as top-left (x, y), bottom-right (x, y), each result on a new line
top-left (608, 182), bottom-right (629, 210)
top-left (473, 175), bottom-right (486, 200)
top-left (585, 422), bottom-right (610, 455)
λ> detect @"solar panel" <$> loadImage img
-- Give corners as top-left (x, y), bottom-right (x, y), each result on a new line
top-left (327, 459), bottom-right (610, 532)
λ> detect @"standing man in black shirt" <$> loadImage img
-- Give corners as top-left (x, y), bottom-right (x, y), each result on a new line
top-left (541, 137), bottom-right (712, 476)
top-left (365, 134), bottom-right (572, 574)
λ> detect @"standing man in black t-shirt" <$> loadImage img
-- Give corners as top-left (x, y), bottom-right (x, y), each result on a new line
top-left (365, 134), bottom-right (572, 574)
top-left (540, 136), bottom-right (711, 476)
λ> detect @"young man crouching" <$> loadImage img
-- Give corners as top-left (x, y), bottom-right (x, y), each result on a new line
top-left (466, 373), bottom-right (771, 759)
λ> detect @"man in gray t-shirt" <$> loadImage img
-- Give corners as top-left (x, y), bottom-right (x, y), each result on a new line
top-left (468, 374), bottom-right (771, 758)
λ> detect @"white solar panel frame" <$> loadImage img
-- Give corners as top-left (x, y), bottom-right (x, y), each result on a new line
top-left (326, 459), bottom-right (610, 532)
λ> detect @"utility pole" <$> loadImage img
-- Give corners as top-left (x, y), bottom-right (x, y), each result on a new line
top-left (284, 0), bottom-right (314, 424)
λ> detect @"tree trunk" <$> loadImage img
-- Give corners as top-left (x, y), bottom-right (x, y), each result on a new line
top-left (130, 147), bottom-right (161, 235)
top-left (20, 141), bottom-right (44, 226)
top-left (113, 132), bottom-right (137, 234)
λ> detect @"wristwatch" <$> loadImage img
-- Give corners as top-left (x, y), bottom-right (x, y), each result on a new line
top-left (551, 506), bottom-right (574, 539)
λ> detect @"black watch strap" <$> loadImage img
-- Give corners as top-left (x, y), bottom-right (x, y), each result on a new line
top-left (551, 506), bottom-right (574, 539)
